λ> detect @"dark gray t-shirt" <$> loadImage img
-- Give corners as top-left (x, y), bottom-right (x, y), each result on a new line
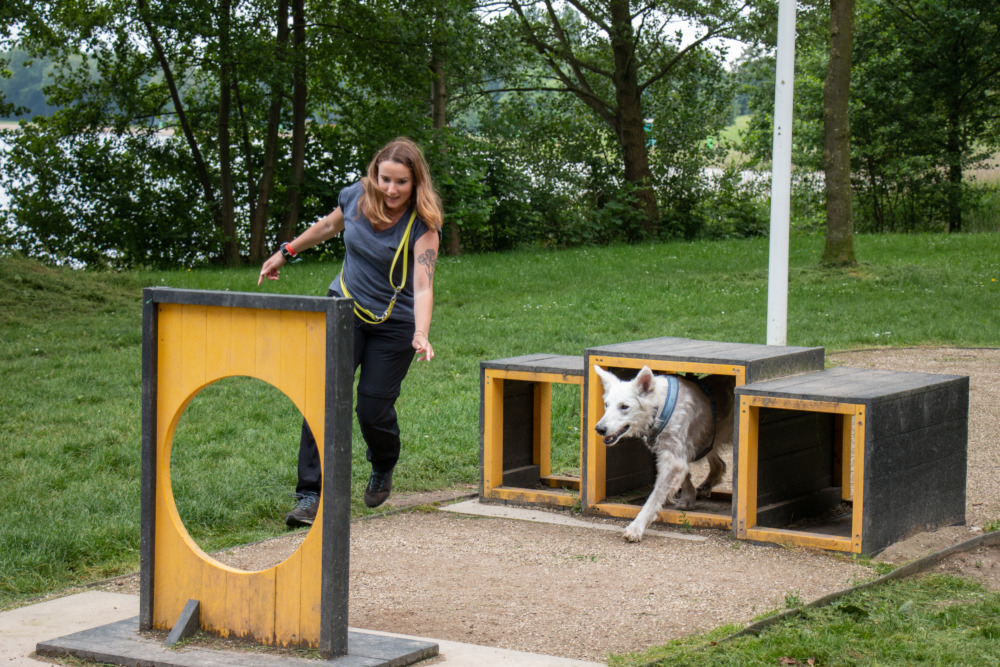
top-left (331, 181), bottom-right (431, 323)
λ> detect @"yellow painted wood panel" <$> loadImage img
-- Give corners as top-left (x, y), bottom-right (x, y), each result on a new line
top-left (227, 571), bottom-right (252, 638)
top-left (735, 401), bottom-right (759, 538)
top-left (852, 407), bottom-right (866, 553)
top-left (534, 383), bottom-right (551, 475)
top-left (247, 568), bottom-right (277, 643)
top-left (279, 312), bottom-right (309, 411)
top-left (274, 548), bottom-right (303, 646)
top-left (200, 560), bottom-right (229, 636)
top-left (745, 527), bottom-right (855, 553)
top-left (298, 527), bottom-right (323, 647)
top-left (482, 374), bottom-right (504, 494)
top-left (590, 502), bottom-right (732, 530)
top-left (486, 369), bottom-right (583, 385)
top-left (229, 308), bottom-right (257, 377)
top-left (152, 302), bottom-right (328, 647)
top-left (585, 366), bottom-right (606, 505)
top-left (486, 487), bottom-right (579, 507)
top-left (588, 356), bottom-right (747, 386)
top-left (204, 306), bottom-right (233, 380)
top-left (255, 309), bottom-right (283, 386)
top-left (302, 313), bottom-right (326, 433)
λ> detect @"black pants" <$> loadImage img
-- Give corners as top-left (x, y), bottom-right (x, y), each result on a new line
top-left (296, 299), bottom-right (417, 495)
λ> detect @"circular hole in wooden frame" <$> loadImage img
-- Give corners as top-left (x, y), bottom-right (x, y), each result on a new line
top-left (170, 376), bottom-right (311, 571)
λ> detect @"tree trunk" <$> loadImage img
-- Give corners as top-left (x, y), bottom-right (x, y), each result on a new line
top-left (945, 111), bottom-right (963, 232)
top-left (138, 0), bottom-right (221, 239)
top-left (217, 0), bottom-right (240, 266)
top-left (280, 0), bottom-right (307, 242)
top-left (430, 56), bottom-right (459, 255)
top-left (821, 0), bottom-right (856, 266)
top-left (248, 0), bottom-right (290, 262)
top-left (609, 0), bottom-right (657, 234)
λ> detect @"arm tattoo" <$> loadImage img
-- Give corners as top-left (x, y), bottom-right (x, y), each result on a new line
top-left (417, 248), bottom-right (437, 284)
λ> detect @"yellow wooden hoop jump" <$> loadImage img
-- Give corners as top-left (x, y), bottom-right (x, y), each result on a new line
top-left (140, 289), bottom-right (354, 656)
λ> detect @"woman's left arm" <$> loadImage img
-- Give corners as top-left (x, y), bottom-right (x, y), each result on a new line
top-left (412, 229), bottom-right (439, 362)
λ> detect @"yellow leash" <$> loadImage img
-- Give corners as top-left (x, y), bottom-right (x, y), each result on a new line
top-left (339, 210), bottom-right (417, 324)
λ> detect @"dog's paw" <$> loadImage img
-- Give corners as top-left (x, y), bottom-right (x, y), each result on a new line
top-left (623, 524), bottom-right (644, 543)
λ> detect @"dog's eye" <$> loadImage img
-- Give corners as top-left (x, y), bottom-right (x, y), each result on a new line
top-left (619, 403), bottom-right (629, 412)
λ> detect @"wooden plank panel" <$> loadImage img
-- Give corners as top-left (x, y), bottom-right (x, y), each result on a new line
top-left (279, 311), bottom-right (308, 409)
top-left (204, 306), bottom-right (232, 381)
top-left (488, 487), bottom-right (580, 507)
top-left (248, 568), bottom-right (277, 644)
top-left (303, 312), bottom-right (325, 439)
top-left (229, 308), bottom-right (257, 377)
top-left (590, 502), bottom-right (732, 530)
top-left (298, 529), bottom-right (323, 647)
top-left (180, 304), bottom-right (208, 392)
top-left (482, 373), bottom-right (504, 494)
top-left (255, 308), bottom-right (283, 386)
top-left (534, 382), bottom-right (551, 475)
top-left (589, 355), bottom-right (746, 382)
top-left (199, 559), bottom-right (229, 636)
top-left (226, 571), bottom-right (252, 638)
top-left (745, 527), bottom-right (854, 553)
top-left (735, 401), bottom-right (759, 538)
top-left (274, 549), bottom-right (303, 646)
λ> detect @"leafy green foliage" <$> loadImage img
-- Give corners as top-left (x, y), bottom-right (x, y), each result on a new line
top-left (2, 119), bottom-right (215, 268)
top-left (743, 0), bottom-right (1000, 234)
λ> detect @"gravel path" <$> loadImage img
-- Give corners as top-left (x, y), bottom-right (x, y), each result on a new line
top-left (96, 347), bottom-right (1000, 663)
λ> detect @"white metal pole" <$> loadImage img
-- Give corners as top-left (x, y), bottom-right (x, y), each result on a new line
top-left (766, 0), bottom-right (797, 346)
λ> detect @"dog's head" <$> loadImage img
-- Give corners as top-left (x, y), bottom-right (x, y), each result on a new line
top-left (593, 365), bottom-right (659, 446)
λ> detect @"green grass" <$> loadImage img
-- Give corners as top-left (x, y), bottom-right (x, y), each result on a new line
top-left (1, 232), bottom-right (999, 609)
top-left (608, 574), bottom-right (1000, 666)
top-left (719, 114), bottom-right (751, 145)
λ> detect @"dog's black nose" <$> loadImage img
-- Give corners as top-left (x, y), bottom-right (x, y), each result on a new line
top-left (595, 424), bottom-right (606, 435)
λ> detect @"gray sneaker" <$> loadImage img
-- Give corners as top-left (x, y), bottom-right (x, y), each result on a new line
top-left (363, 468), bottom-right (393, 508)
top-left (286, 491), bottom-right (319, 527)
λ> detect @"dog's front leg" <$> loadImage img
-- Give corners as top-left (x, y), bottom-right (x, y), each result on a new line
top-left (624, 450), bottom-right (686, 543)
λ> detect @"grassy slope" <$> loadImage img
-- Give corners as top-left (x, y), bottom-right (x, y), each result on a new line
top-left (1, 233), bottom-right (998, 608)
top-left (610, 574), bottom-right (1000, 666)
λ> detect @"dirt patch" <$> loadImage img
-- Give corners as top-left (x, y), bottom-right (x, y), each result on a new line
top-left (95, 348), bottom-right (1000, 662)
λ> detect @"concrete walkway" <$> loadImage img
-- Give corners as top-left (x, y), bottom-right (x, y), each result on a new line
top-left (1, 590), bottom-right (603, 666)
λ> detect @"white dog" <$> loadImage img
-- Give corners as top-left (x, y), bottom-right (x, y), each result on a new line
top-left (594, 365), bottom-right (735, 542)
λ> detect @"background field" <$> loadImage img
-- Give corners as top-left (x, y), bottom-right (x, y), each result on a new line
top-left (1, 232), bottom-right (999, 610)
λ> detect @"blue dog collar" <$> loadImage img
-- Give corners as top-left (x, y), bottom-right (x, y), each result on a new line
top-left (648, 374), bottom-right (679, 441)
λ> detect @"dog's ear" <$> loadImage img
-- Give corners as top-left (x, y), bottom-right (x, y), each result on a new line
top-left (594, 365), bottom-right (619, 394)
top-left (634, 366), bottom-right (655, 395)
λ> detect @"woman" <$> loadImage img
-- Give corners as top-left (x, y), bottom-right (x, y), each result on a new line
top-left (258, 137), bottom-right (443, 524)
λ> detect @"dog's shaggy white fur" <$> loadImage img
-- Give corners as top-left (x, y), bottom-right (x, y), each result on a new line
top-left (594, 365), bottom-right (735, 542)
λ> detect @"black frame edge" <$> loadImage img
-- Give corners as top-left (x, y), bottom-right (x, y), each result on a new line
top-left (139, 288), bottom-right (158, 631)
top-left (319, 298), bottom-right (354, 658)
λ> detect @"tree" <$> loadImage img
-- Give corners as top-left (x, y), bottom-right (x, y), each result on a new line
top-left (879, 0), bottom-right (1000, 232)
top-left (502, 0), bottom-right (774, 234)
top-left (309, 0), bottom-right (492, 254)
top-left (4, 0), bottom-right (317, 266)
top-left (821, 0), bottom-right (856, 266)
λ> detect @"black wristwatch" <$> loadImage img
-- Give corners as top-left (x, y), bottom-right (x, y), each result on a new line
top-left (279, 242), bottom-right (298, 260)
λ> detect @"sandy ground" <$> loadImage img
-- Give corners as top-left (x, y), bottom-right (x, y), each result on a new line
top-left (95, 347), bottom-right (1000, 663)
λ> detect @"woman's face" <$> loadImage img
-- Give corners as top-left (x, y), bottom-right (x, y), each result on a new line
top-left (377, 160), bottom-right (414, 216)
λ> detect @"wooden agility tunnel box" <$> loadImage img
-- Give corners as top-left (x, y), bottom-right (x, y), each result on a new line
top-left (480, 354), bottom-right (585, 507)
top-left (583, 337), bottom-right (825, 529)
top-left (734, 367), bottom-right (969, 555)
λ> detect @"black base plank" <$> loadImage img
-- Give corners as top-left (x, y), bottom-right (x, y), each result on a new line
top-left (37, 617), bottom-right (438, 667)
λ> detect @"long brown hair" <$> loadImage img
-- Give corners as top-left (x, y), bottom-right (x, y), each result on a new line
top-left (359, 137), bottom-right (443, 232)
